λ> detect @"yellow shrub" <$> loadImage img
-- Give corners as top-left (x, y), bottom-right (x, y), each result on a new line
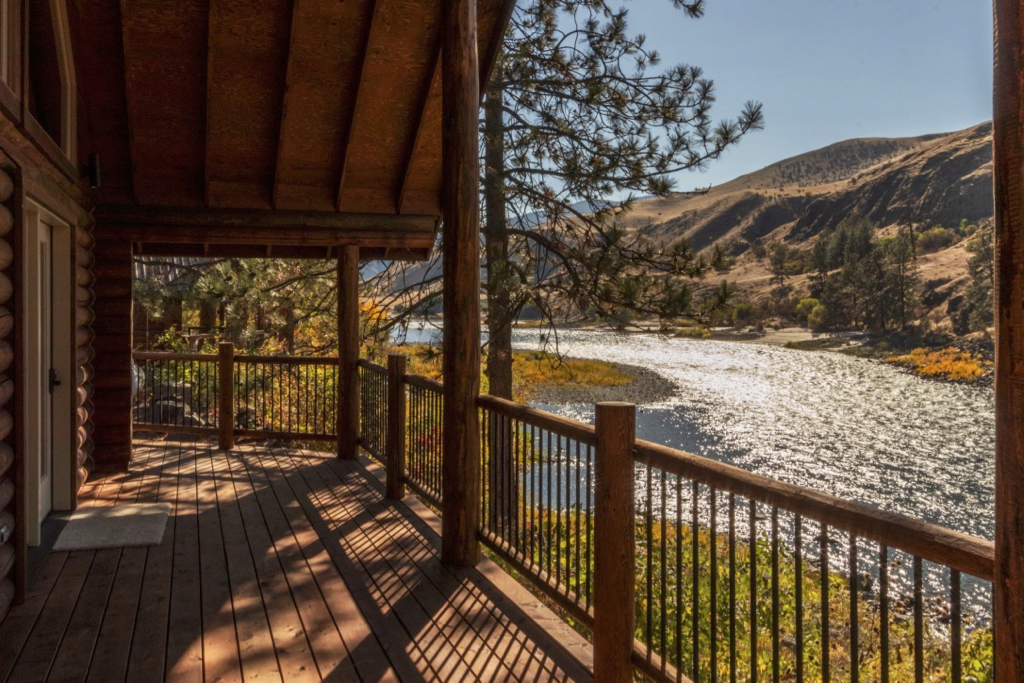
top-left (885, 347), bottom-right (990, 382)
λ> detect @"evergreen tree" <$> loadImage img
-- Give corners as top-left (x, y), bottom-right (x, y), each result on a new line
top-left (369, 0), bottom-right (763, 398)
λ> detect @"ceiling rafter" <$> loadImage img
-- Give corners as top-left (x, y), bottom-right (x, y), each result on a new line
top-left (203, 0), bottom-right (215, 207)
top-left (118, 0), bottom-right (142, 205)
top-left (396, 40), bottom-right (441, 215)
top-left (335, 0), bottom-right (383, 212)
top-left (271, 0), bottom-right (301, 210)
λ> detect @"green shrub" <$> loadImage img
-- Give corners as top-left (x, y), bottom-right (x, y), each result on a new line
top-left (732, 301), bottom-right (755, 324)
top-left (917, 227), bottom-right (957, 253)
top-left (796, 298), bottom-right (819, 325)
top-left (807, 303), bottom-right (829, 331)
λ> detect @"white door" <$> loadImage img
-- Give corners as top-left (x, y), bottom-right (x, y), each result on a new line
top-left (38, 222), bottom-right (53, 523)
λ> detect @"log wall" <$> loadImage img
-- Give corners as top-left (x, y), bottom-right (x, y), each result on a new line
top-left (89, 232), bottom-right (132, 468)
top-left (73, 225), bottom-right (94, 490)
top-left (0, 165), bottom-right (17, 623)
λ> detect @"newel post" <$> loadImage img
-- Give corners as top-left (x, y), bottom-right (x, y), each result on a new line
top-left (218, 342), bottom-right (234, 451)
top-left (386, 354), bottom-right (407, 500)
top-left (594, 402), bottom-right (636, 683)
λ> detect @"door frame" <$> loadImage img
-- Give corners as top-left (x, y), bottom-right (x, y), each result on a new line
top-left (22, 199), bottom-right (73, 546)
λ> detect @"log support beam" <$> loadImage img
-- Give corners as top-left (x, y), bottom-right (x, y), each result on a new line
top-left (337, 245), bottom-right (360, 460)
top-left (993, 1), bottom-right (1024, 678)
top-left (440, 0), bottom-right (481, 567)
top-left (90, 233), bottom-right (133, 469)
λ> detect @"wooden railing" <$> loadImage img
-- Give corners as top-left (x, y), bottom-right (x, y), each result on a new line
top-left (132, 344), bottom-right (339, 446)
top-left (131, 348), bottom-right (995, 680)
top-left (362, 354), bottom-right (996, 683)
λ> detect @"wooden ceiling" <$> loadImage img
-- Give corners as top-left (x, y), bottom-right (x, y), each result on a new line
top-left (72, 0), bottom-right (512, 257)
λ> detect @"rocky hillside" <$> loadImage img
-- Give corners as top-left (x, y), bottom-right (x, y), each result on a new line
top-left (617, 122), bottom-right (993, 330)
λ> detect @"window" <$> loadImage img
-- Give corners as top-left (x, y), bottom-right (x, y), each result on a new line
top-left (26, 0), bottom-right (75, 161)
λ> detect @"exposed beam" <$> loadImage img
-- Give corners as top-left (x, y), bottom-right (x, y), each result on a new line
top-left (117, 0), bottom-right (141, 205)
top-left (94, 205), bottom-right (437, 231)
top-left (440, 0), bottom-right (481, 568)
top-left (132, 242), bottom-right (431, 261)
top-left (335, 0), bottom-right (383, 212)
top-left (396, 42), bottom-right (441, 214)
top-left (271, 0), bottom-right (301, 209)
top-left (203, 0), bottom-right (214, 207)
top-left (479, 0), bottom-right (517, 88)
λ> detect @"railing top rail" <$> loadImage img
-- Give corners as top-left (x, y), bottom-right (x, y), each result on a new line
top-left (133, 351), bottom-right (216, 362)
top-left (235, 354), bottom-right (338, 365)
top-left (357, 359), bottom-right (387, 373)
top-left (477, 393), bottom-right (598, 446)
top-left (634, 438), bottom-right (995, 580)
top-left (404, 374), bottom-right (443, 392)
top-left (132, 351), bottom-right (339, 365)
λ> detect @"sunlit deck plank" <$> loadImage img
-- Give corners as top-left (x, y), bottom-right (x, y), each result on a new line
top-left (0, 440), bottom-right (592, 682)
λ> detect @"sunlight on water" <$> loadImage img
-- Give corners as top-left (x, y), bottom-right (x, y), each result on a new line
top-left (518, 328), bottom-right (996, 541)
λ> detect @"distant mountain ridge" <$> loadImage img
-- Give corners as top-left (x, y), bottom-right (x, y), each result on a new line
top-left (619, 122), bottom-right (993, 255)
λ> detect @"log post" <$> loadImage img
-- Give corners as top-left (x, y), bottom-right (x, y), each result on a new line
top-left (337, 245), bottom-right (360, 460)
top-left (440, 0), bottom-right (482, 567)
top-left (386, 354), bottom-right (407, 500)
top-left (90, 232), bottom-right (133, 468)
top-left (992, 1), bottom-right (1024, 677)
top-left (594, 402), bottom-right (636, 683)
top-left (218, 342), bottom-right (234, 450)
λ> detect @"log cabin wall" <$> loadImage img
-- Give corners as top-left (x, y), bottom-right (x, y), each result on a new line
top-left (74, 224), bottom-right (94, 490)
top-left (0, 164), bottom-right (18, 623)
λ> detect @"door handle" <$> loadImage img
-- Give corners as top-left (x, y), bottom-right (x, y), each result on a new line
top-left (49, 368), bottom-right (61, 392)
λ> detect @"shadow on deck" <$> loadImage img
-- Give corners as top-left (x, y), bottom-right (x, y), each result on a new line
top-left (0, 440), bottom-right (593, 682)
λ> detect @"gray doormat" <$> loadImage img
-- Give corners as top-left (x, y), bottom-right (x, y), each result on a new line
top-left (52, 503), bottom-right (172, 551)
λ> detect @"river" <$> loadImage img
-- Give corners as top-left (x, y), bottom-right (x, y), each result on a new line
top-left (405, 324), bottom-right (996, 541)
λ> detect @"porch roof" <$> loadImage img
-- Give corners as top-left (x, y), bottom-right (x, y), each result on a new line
top-left (74, 0), bottom-right (513, 259)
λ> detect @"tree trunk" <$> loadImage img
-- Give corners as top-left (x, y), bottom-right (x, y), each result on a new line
top-left (199, 299), bottom-right (216, 332)
top-left (484, 68), bottom-right (513, 401)
top-left (482, 68), bottom-right (517, 533)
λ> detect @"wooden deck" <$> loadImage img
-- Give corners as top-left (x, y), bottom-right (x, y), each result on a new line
top-left (0, 440), bottom-right (592, 682)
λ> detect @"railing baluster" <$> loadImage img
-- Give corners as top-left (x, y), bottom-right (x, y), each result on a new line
top-left (820, 526), bottom-right (830, 683)
top-left (880, 544), bottom-right (889, 683)
top-left (692, 480), bottom-right (699, 680)
top-left (658, 469), bottom-right (666, 674)
top-left (914, 556), bottom-right (924, 683)
top-left (676, 473), bottom-right (683, 681)
top-left (729, 493), bottom-right (737, 683)
top-left (951, 568), bottom-right (962, 683)
top-left (710, 487), bottom-right (718, 683)
top-left (795, 516), bottom-right (804, 683)
top-left (749, 501), bottom-right (757, 683)
top-left (772, 507), bottom-right (780, 683)
top-left (849, 536), bottom-right (859, 683)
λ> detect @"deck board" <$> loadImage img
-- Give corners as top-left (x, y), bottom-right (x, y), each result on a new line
top-left (0, 440), bottom-right (592, 682)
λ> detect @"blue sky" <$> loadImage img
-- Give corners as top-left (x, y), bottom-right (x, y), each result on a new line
top-left (624, 0), bottom-right (994, 190)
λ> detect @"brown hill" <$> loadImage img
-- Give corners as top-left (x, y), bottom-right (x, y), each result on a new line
top-left (616, 122), bottom-right (993, 331)
top-left (621, 122), bottom-right (991, 252)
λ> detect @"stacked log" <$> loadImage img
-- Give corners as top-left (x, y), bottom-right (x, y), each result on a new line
top-left (90, 234), bottom-right (132, 467)
top-left (0, 166), bottom-right (15, 621)
top-left (74, 226), bottom-right (94, 490)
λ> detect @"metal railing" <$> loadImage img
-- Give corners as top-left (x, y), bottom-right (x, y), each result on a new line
top-left (132, 345), bottom-right (338, 443)
top-left (130, 348), bottom-right (996, 680)
top-left (360, 353), bottom-right (995, 683)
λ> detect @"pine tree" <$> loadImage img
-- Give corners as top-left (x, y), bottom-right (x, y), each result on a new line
top-left (369, 0), bottom-right (763, 399)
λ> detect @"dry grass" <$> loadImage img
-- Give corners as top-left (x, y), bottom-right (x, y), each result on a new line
top-left (884, 347), bottom-right (990, 382)
top-left (396, 344), bottom-right (634, 401)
